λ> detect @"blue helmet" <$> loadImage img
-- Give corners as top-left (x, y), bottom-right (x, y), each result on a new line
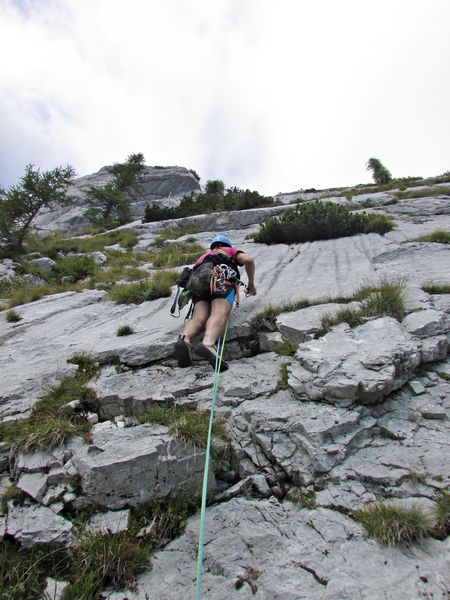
top-left (210, 235), bottom-right (232, 249)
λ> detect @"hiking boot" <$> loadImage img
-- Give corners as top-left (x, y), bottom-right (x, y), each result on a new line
top-left (193, 343), bottom-right (229, 372)
top-left (175, 336), bottom-right (193, 368)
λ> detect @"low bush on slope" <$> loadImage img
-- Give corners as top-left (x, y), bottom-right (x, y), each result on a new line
top-left (254, 201), bottom-right (394, 244)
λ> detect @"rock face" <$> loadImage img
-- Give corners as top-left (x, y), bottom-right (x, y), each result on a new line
top-left (34, 165), bottom-right (201, 232)
top-left (1, 177), bottom-right (449, 597)
top-left (70, 424), bottom-right (215, 509)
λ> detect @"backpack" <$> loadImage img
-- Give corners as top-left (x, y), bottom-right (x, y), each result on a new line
top-left (170, 250), bottom-right (241, 317)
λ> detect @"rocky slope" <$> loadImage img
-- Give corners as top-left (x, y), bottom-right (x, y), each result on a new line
top-left (1, 178), bottom-right (449, 599)
top-left (34, 165), bottom-right (201, 232)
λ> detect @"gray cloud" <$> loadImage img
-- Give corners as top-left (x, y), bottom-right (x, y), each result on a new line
top-left (1, 0), bottom-right (449, 193)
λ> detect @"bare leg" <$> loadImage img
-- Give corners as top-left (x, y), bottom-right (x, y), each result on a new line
top-left (181, 300), bottom-right (210, 343)
top-left (202, 298), bottom-right (232, 346)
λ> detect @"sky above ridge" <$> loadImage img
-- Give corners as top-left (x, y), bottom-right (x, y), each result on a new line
top-left (1, 0), bottom-right (449, 195)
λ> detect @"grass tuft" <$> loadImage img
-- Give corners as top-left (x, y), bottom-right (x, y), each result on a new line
top-left (116, 324), bottom-right (135, 336)
top-left (352, 501), bottom-right (434, 546)
top-left (67, 352), bottom-right (100, 381)
top-left (412, 229), bottom-right (450, 244)
top-left (148, 241), bottom-right (204, 268)
top-left (5, 308), bottom-right (22, 322)
top-left (434, 491), bottom-right (450, 540)
top-left (422, 283), bottom-right (450, 294)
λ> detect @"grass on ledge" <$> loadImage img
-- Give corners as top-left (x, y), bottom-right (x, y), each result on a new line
top-left (138, 405), bottom-right (228, 448)
top-left (148, 241), bottom-right (205, 268)
top-left (410, 229), bottom-right (450, 244)
top-left (421, 283), bottom-right (450, 294)
top-left (108, 270), bottom-right (178, 304)
top-left (0, 372), bottom-right (98, 452)
top-left (352, 501), bottom-right (434, 546)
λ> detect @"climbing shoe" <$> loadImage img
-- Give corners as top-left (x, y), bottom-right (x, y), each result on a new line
top-left (175, 336), bottom-right (193, 368)
top-left (193, 343), bottom-right (229, 372)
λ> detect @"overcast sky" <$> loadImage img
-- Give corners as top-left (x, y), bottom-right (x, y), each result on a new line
top-left (1, 0), bottom-right (449, 195)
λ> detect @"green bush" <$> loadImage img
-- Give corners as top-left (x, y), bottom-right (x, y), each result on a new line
top-left (143, 184), bottom-right (275, 222)
top-left (366, 157), bottom-right (392, 184)
top-left (108, 271), bottom-right (177, 304)
top-left (353, 501), bottom-right (433, 545)
top-left (254, 201), bottom-right (394, 244)
top-left (54, 255), bottom-right (98, 282)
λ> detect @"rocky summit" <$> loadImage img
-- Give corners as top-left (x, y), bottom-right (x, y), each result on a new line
top-left (1, 174), bottom-right (449, 599)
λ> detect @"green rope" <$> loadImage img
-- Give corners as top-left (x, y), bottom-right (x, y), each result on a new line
top-left (195, 320), bottom-right (229, 599)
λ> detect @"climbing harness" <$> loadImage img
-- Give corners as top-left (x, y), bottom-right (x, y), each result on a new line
top-left (195, 320), bottom-right (229, 599)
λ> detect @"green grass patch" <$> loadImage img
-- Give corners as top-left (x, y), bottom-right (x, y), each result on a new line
top-left (434, 491), bottom-right (450, 539)
top-left (0, 375), bottom-right (97, 452)
top-left (138, 405), bottom-right (228, 448)
top-left (54, 255), bottom-right (98, 282)
top-left (394, 185), bottom-right (450, 200)
top-left (148, 241), bottom-right (204, 268)
top-left (273, 340), bottom-right (298, 356)
top-left (116, 324), bottom-right (134, 336)
top-left (352, 501), bottom-right (434, 546)
top-left (254, 201), bottom-right (395, 245)
top-left (25, 230), bottom-right (138, 258)
top-left (355, 277), bottom-right (406, 320)
top-left (412, 229), bottom-right (450, 244)
top-left (287, 488), bottom-right (317, 509)
top-left (5, 308), bottom-right (22, 322)
top-left (276, 363), bottom-right (290, 391)
top-left (153, 224), bottom-right (200, 243)
top-left (67, 353), bottom-right (100, 381)
top-left (108, 270), bottom-right (177, 304)
top-left (421, 283), bottom-right (450, 294)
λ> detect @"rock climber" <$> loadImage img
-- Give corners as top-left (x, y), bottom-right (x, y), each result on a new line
top-left (175, 234), bottom-right (256, 371)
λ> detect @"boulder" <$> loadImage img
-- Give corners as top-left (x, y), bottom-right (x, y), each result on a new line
top-left (70, 424), bottom-right (215, 509)
top-left (28, 257), bottom-right (56, 273)
top-left (289, 318), bottom-right (421, 405)
top-left (6, 501), bottom-right (73, 547)
top-left (43, 577), bottom-right (69, 600)
top-left (17, 472), bottom-right (48, 502)
top-left (401, 309), bottom-right (449, 338)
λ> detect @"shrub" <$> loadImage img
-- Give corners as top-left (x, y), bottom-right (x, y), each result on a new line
top-left (138, 405), bottom-right (227, 448)
top-left (5, 308), bottom-right (22, 322)
top-left (54, 255), bottom-right (97, 282)
top-left (353, 501), bottom-right (433, 545)
top-left (273, 340), bottom-right (298, 356)
top-left (366, 158), bottom-right (392, 184)
top-left (108, 270), bottom-right (178, 304)
top-left (254, 201), bottom-right (394, 245)
top-left (117, 324), bottom-right (134, 336)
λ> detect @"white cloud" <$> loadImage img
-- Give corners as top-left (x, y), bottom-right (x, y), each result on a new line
top-left (1, 0), bottom-right (449, 194)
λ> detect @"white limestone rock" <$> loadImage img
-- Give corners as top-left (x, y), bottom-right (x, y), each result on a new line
top-left (6, 501), bottom-right (73, 547)
top-left (28, 257), bottom-right (56, 273)
top-left (17, 472), bottom-right (48, 502)
top-left (289, 318), bottom-right (421, 405)
top-left (134, 497), bottom-right (448, 600)
top-left (86, 509), bottom-right (130, 534)
top-left (69, 424), bottom-right (215, 509)
top-left (402, 309), bottom-right (449, 337)
top-left (42, 577), bottom-right (69, 600)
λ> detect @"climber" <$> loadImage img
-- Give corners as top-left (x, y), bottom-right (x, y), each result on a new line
top-left (175, 234), bottom-right (256, 371)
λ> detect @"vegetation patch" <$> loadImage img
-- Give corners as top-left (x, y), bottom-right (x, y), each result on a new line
top-left (421, 283), bottom-right (450, 294)
top-left (287, 487), bottom-right (317, 509)
top-left (273, 339), bottom-right (298, 356)
top-left (148, 240), bottom-right (205, 268)
top-left (108, 270), bottom-right (177, 304)
top-left (26, 229), bottom-right (138, 258)
top-left (434, 491), bottom-right (450, 539)
top-left (0, 374), bottom-right (97, 452)
top-left (67, 352), bottom-right (100, 381)
top-left (394, 185), bottom-right (450, 200)
top-left (352, 501), bottom-right (434, 546)
top-left (54, 255), bottom-right (98, 283)
top-left (5, 308), bottom-right (22, 322)
top-left (138, 405), bottom-right (228, 448)
top-left (143, 180), bottom-right (276, 222)
top-left (253, 201), bottom-right (394, 245)
top-left (153, 224), bottom-right (200, 243)
top-left (411, 229), bottom-right (450, 244)
top-left (116, 324), bottom-right (135, 336)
